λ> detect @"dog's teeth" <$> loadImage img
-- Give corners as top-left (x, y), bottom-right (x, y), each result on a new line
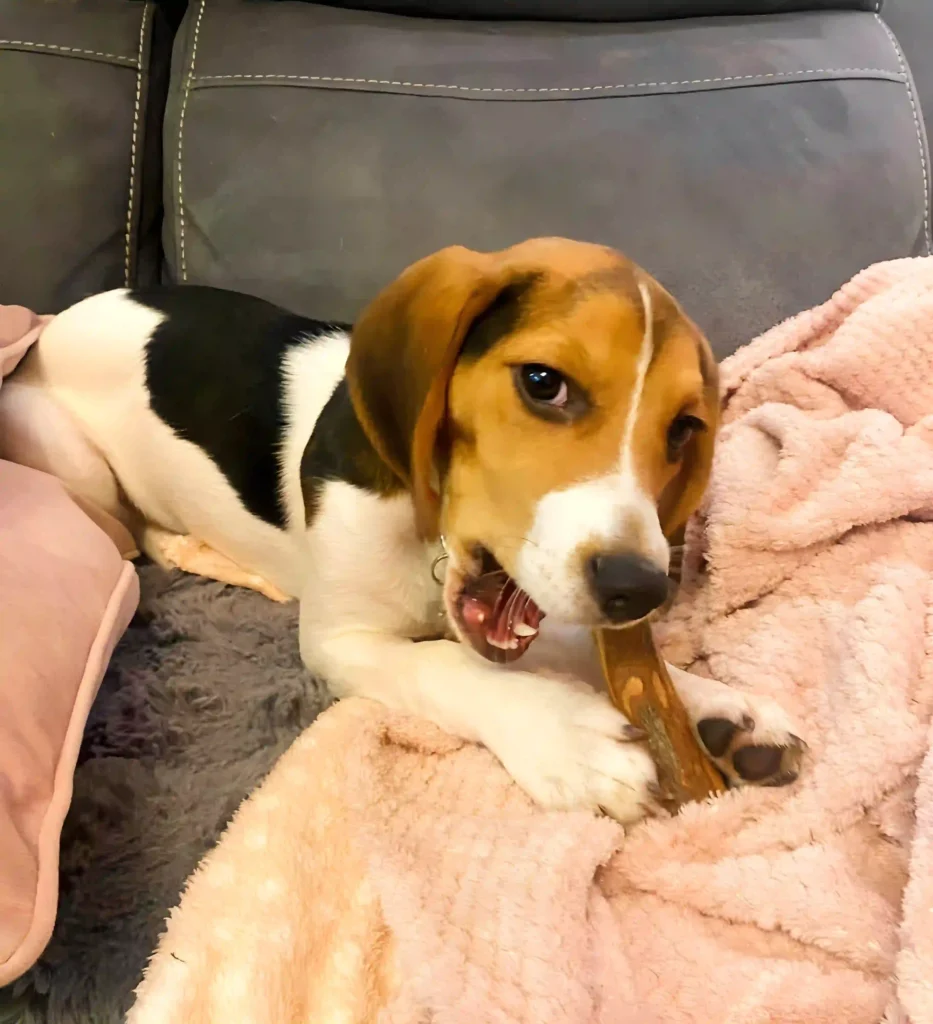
top-left (513, 623), bottom-right (538, 638)
top-left (488, 637), bottom-right (510, 650)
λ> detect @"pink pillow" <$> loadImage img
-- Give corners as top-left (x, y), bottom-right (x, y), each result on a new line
top-left (0, 460), bottom-right (139, 986)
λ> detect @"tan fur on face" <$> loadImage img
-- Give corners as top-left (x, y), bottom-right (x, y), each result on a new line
top-left (441, 251), bottom-right (718, 580)
top-left (346, 238), bottom-right (718, 591)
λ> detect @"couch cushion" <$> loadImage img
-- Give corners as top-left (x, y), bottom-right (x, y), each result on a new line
top-left (0, 0), bottom-right (171, 313)
top-left (314, 1), bottom-right (880, 20)
top-left (164, 0), bottom-right (930, 356)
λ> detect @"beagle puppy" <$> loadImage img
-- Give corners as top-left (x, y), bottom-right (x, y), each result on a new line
top-left (0, 238), bottom-right (803, 823)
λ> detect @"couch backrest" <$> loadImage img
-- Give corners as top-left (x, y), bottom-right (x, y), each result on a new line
top-left (313, 1), bottom-right (882, 20)
top-left (161, 0), bottom-right (929, 357)
top-left (0, 0), bottom-right (928, 359)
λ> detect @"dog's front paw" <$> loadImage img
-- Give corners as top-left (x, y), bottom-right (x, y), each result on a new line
top-left (695, 693), bottom-right (805, 788)
top-left (485, 676), bottom-right (660, 826)
top-left (667, 665), bottom-right (806, 789)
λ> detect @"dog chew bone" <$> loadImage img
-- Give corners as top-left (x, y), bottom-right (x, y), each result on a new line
top-left (596, 622), bottom-right (726, 810)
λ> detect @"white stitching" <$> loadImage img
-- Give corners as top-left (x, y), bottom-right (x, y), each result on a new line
top-left (192, 67), bottom-right (904, 93)
top-left (874, 13), bottom-right (931, 254)
top-left (124, 5), bottom-right (149, 287)
top-left (0, 39), bottom-right (137, 64)
top-left (177, 0), bottom-right (207, 283)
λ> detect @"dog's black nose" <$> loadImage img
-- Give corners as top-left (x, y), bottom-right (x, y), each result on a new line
top-left (587, 553), bottom-right (671, 624)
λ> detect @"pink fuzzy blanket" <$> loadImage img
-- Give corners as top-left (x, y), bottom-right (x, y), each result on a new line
top-left (128, 259), bottom-right (933, 1024)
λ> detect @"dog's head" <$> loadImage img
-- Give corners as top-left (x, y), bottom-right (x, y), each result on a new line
top-left (347, 238), bottom-right (718, 662)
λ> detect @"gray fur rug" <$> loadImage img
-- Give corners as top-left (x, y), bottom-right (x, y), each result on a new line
top-left (0, 565), bottom-right (330, 1024)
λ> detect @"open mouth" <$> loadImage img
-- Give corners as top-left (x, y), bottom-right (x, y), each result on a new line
top-left (451, 547), bottom-right (545, 664)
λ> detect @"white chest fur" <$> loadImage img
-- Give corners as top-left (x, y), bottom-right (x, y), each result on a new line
top-left (301, 483), bottom-right (447, 641)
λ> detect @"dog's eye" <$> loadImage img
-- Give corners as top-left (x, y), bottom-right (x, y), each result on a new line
top-left (516, 364), bottom-right (568, 408)
top-left (667, 414), bottom-right (705, 458)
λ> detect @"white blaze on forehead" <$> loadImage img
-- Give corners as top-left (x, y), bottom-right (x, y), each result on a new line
top-left (620, 280), bottom-right (656, 480)
top-left (513, 277), bottom-right (669, 622)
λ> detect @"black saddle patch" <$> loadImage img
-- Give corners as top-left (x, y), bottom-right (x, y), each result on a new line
top-left (137, 285), bottom-right (348, 530)
top-left (300, 378), bottom-right (403, 522)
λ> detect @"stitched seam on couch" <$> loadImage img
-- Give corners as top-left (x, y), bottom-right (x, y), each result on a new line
top-left (189, 67), bottom-right (906, 98)
top-left (0, 39), bottom-right (138, 67)
top-left (177, 0), bottom-right (208, 282)
top-left (124, 4), bottom-right (150, 288)
top-left (873, 12), bottom-right (931, 255)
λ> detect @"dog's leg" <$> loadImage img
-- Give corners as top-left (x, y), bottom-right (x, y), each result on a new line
top-left (667, 663), bottom-right (806, 787)
top-left (497, 620), bottom-right (803, 791)
top-left (302, 625), bottom-right (659, 825)
top-left (143, 525), bottom-right (291, 602)
top-left (517, 625), bottom-right (804, 792)
top-left (0, 380), bottom-right (130, 527)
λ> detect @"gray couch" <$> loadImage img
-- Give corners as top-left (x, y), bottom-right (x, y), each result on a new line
top-left (1, 0), bottom-right (930, 360)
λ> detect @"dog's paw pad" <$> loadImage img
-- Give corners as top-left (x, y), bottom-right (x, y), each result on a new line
top-left (697, 715), bottom-right (805, 788)
top-left (697, 715), bottom-right (750, 758)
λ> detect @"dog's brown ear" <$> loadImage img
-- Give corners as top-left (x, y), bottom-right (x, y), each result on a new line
top-left (658, 329), bottom-right (720, 540)
top-left (346, 245), bottom-right (521, 540)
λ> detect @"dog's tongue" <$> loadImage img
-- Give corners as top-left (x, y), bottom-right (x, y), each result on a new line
top-left (458, 571), bottom-right (544, 663)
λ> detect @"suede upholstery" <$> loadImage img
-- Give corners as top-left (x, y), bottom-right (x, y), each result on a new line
top-left (163, 0), bottom-right (931, 354)
top-left (0, 0), bottom-right (929, 349)
top-left (0, 1), bottom-right (172, 313)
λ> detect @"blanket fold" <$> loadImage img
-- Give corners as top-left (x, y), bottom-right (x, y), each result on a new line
top-left (129, 259), bottom-right (933, 1024)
